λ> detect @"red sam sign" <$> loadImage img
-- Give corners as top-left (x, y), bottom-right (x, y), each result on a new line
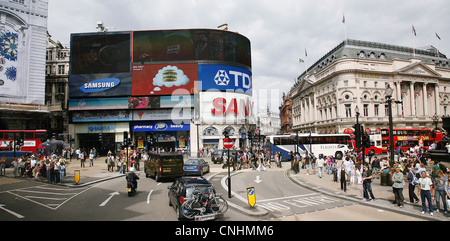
top-left (211, 97), bottom-right (254, 116)
top-left (132, 63), bottom-right (198, 96)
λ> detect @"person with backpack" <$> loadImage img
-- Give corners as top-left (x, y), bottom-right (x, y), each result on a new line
top-left (406, 164), bottom-right (420, 204)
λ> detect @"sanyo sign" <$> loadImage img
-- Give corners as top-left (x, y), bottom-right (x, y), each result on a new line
top-left (198, 65), bottom-right (252, 94)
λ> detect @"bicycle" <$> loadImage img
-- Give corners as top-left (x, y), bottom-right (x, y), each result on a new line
top-left (180, 187), bottom-right (228, 221)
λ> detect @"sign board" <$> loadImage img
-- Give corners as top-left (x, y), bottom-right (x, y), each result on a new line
top-left (247, 187), bottom-right (256, 208)
top-left (223, 138), bottom-right (234, 149)
top-left (74, 170), bottom-right (80, 184)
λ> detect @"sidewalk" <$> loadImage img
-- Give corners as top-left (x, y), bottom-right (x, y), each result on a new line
top-left (286, 166), bottom-right (449, 221)
top-left (0, 157), bottom-right (125, 188)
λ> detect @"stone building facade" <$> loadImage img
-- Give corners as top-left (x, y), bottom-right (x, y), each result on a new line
top-left (291, 39), bottom-right (450, 134)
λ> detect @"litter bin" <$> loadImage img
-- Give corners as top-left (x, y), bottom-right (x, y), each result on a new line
top-left (380, 172), bottom-right (391, 186)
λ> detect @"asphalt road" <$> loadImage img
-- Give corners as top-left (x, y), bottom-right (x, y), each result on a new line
top-left (0, 161), bottom-right (428, 221)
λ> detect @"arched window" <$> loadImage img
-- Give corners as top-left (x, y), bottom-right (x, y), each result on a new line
top-left (203, 127), bottom-right (219, 136)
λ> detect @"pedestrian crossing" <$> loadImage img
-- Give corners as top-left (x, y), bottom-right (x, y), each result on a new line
top-left (257, 194), bottom-right (342, 212)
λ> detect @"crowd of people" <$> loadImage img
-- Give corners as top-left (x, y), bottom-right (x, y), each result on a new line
top-left (286, 145), bottom-right (449, 216)
top-left (5, 152), bottom-right (68, 184)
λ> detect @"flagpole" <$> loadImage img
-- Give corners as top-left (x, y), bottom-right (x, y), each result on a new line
top-left (342, 14), bottom-right (347, 42)
top-left (412, 25), bottom-right (416, 57)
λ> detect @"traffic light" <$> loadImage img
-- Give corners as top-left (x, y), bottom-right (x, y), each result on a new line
top-left (124, 131), bottom-right (128, 144)
top-left (18, 132), bottom-right (24, 146)
top-left (363, 134), bottom-right (371, 148)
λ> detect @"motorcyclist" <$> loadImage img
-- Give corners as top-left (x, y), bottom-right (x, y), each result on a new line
top-left (126, 167), bottom-right (139, 191)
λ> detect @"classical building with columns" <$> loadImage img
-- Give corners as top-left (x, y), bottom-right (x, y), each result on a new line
top-left (291, 39), bottom-right (450, 134)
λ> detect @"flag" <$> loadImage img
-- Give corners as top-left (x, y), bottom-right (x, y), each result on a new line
top-left (305, 49), bottom-right (308, 57)
top-left (342, 14), bottom-right (345, 24)
top-left (412, 25), bottom-right (416, 36)
top-left (436, 32), bottom-right (441, 40)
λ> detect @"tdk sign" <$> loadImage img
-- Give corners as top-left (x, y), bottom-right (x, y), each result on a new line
top-left (199, 65), bottom-right (252, 94)
top-left (80, 78), bottom-right (120, 93)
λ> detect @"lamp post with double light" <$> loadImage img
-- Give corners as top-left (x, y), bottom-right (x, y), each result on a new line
top-left (385, 84), bottom-right (402, 167)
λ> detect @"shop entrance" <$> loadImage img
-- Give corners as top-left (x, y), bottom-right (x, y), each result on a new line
top-left (78, 133), bottom-right (115, 156)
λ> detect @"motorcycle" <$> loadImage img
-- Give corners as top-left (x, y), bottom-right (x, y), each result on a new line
top-left (126, 167), bottom-right (139, 197)
top-left (126, 181), bottom-right (136, 197)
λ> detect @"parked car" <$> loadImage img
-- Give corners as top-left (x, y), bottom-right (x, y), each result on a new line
top-left (183, 159), bottom-right (210, 176)
top-left (144, 153), bottom-right (184, 182)
top-left (168, 177), bottom-right (222, 220)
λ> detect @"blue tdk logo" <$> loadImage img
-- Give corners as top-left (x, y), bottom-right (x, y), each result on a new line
top-left (80, 78), bottom-right (120, 93)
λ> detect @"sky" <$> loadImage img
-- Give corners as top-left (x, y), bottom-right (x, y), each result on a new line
top-left (47, 0), bottom-right (450, 113)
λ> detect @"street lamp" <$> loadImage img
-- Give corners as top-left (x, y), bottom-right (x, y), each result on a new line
top-left (385, 84), bottom-right (402, 167)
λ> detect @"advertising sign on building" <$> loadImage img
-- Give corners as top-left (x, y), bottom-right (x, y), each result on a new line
top-left (132, 122), bottom-right (190, 132)
top-left (198, 65), bottom-right (252, 94)
top-left (200, 92), bottom-right (254, 124)
top-left (132, 63), bottom-right (198, 96)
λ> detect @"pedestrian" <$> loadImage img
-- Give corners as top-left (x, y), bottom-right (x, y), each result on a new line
top-left (11, 158), bottom-right (18, 177)
top-left (89, 150), bottom-right (94, 167)
top-left (343, 157), bottom-right (353, 186)
top-left (54, 159), bottom-right (60, 183)
top-left (362, 165), bottom-right (375, 201)
top-left (0, 155), bottom-right (6, 176)
top-left (406, 165), bottom-right (420, 204)
top-left (392, 167), bottom-right (405, 207)
top-left (332, 160), bottom-right (338, 182)
top-left (80, 150), bottom-right (85, 168)
top-left (339, 164), bottom-right (348, 192)
top-left (434, 170), bottom-right (448, 214)
top-left (418, 171), bottom-right (434, 215)
top-left (60, 161), bottom-right (66, 183)
top-left (317, 154), bottom-right (325, 178)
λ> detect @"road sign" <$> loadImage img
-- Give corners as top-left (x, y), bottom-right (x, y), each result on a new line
top-left (247, 187), bottom-right (256, 208)
top-left (223, 138), bottom-right (234, 149)
top-left (74, 170), bottom-right (80, 184)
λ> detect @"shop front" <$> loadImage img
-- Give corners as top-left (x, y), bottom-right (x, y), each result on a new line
top-left (74, 122), bottom-right (129, 156)
top-left (132, 122), bottom-right (190, 153)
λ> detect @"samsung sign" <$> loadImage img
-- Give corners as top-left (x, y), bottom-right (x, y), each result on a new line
top-left (80, 78), bottom-right (120, 93)
top-left (132, 122), bottom-right (190, 132)
top-left (198, 65), bottom-right (252, 94)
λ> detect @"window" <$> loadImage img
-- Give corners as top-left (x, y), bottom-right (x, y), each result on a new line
top-left (345, 104), bottom-right (352, 117)
top-left (374, 104), bottom-right (379, 116)
top-left (363, 104), bottom-right (369, 117)
top-left (58, 65), bottom-right (65, 75)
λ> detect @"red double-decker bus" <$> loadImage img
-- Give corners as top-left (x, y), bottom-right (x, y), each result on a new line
top-left (0, 130), bottom-right (47, 153)
top-left (380, 128), bottom-right (443, 153)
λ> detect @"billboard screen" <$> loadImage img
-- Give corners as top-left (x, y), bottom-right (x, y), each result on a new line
top-left (198, 64), bottom-right (252, 94)
top-left (132, 63), bottom-right (198, 96)
top-left (69, 72), bottom-right (132, 98)
top-left (70, 32), bottom-right (131, 75)
top-left (133, 29), bottom-right (251, 68)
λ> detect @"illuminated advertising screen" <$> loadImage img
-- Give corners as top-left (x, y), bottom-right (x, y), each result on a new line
top-left (71, 32), bottom-right (131, 75)
top-left (198, 64), bottom-right (252, 94)
top-left (132, 63), bottom-right (198, 96)
top-left (133, 29), bottom-right (251, 68)
top-left (69, 72), bottom-right (132, 97)
top-left (69, 32), bottom-right (132, 97)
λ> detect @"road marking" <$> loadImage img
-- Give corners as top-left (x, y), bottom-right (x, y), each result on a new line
top-left (0, 204), bottom-right (24, 219)
top-left (254, 175), bottom-right (262, 184)
top-left (99, 192), bottom-right (120, 207)
top-left (147, 190), bottom-right (153, 204)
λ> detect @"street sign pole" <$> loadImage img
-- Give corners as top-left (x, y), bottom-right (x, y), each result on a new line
top-left (224, 137), bottom-right (234, 198)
